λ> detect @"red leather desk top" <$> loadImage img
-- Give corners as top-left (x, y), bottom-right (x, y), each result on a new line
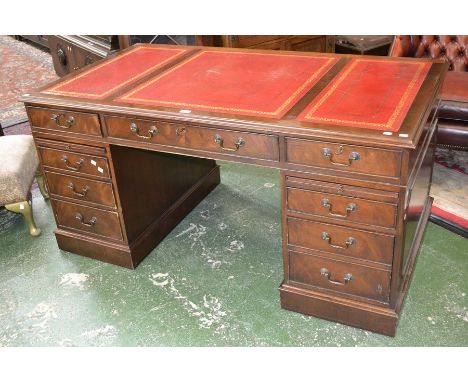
top-left (297, 59), bottom-right (432, 131)
top-left (44, 46), bottom-right (188, 99)
top-left (115, 50), bottom-right (338, 119)
top-left (38, 45), bottom-right (439, 138)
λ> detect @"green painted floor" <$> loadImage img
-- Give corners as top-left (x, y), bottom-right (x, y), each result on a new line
top-left (0, 162), bottom-right (467, 346)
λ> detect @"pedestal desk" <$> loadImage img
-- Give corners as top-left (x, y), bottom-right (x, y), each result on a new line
top-left (21, 44), bottom-right (446, 336)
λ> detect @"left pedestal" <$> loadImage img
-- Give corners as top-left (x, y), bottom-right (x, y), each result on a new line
top-left (37, 137), bottom-right (220, 269)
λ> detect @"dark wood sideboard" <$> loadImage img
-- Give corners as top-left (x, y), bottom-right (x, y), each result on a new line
top-left (212, 35), bottom-right (335, 52)
top-left (21, 44), bottom-right (446, 336)
top-left (47, 35), bottom-right (334, 77)
top-left (47, 35), bottom-right (120, 77)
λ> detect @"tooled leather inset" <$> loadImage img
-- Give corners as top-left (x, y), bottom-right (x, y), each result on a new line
top-left (115, 50), bottom-right (339, 119)
top-left (42, 46), bottom-right (189, 99)
top-left (297, 58), bottom-right (432, 131)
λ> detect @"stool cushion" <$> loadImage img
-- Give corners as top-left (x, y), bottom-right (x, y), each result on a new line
top-left (0, 135), bottom-right (39, 205)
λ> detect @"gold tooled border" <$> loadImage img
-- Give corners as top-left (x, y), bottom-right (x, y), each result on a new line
top-left (301, 59), bottom-right (431, 129)
top-left (117, 50), bottom-right (338, 117)
top-left (42, 46), bottom-right (188, 99)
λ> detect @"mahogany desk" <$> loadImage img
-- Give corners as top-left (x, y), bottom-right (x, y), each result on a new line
top-left (21, 44), bottom-right (447, 336)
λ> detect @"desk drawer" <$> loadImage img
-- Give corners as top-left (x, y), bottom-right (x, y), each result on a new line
top-left (287, 187), bottom-right (397, 228)
top-left (106, 117), bottom-right (179, 146)
top-left (105, 116), bottom-right (279, 162)
top-left (39, 146), bottom-right (110, 179)
top-left (287, 217), bottom-right (394, 264)
top-left (45, 171), bottom-right (116, 208)
top-left (286, 138), bottom-right (401, 178)
top-left (53, 199), bottom-right (123, 241)
top-left (289, 251), bottom-right (391, 303)
top-left (184, 125), bottom-right (279, 161)
top-left (29, 107), bottom-right (101, 136)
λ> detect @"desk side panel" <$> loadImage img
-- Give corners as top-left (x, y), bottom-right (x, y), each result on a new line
top-left (109, 145), bottom-right (219, 243)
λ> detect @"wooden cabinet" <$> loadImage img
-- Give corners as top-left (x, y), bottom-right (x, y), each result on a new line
top-left (48, 35), bottom-right (119, 77)
top-left (49, 35), bottom-right (334, 77)
top-left (214, 35), bottom-right (335, 52)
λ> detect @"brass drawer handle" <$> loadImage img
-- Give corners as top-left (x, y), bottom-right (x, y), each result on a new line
top-left (62, 156), bottom-right (84, 171)
top-left (214, 134), bottom-right (245, 152)
top-left (321, 147), bottom-right (360, 167)
top-left (75, 212), bottom-right (97, 227)
top-left (68, 182), bottom-right (90, 198)
top-left (320, 268), bottom-right (353, 286)
top-left (51, 113), bottom-right (75, 129)
top-left (321, 198), bottom-right (357, 218)
top-left (176, 127), bottom-right (186, 136)
top-left (130, 122), bottom-right (158, 140)
top-left (321, 232), bottom-right (355, 249)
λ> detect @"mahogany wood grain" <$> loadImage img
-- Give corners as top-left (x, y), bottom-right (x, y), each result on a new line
top-left (289, 251), bottom-right (391, 303)
top-left (109, 145), bottom-right (218, 243)
top-left (129, 165), bottom-right (221, 267)
top-left (38, 146), bottom-right (110, 179)
top-left (52, 199), bottom-right (123, 241)
top-left (45, 171), bottom-right (116, 208)
top-left (285, 176), bottom-right (399, 203)
top-left (285, 138), bottom-right (402, 178)
top-left (401, 135), bottom-right (435, 277)
top-left (280, 284), bottom-right (398, 336)
top-left (286, 187), bottom-right (397, 228)
top-left (29, 107), bottom-right (102, 136)
top-left (55, 229), bottom-right (134, 268)
top-left (106, 116), bottom-right (280, 162)
top-left (287, 217), bottom-right (395, 265)
top-left (54, 164), bottom-right (221, 269)
top-left (35, 137), bottom-right (107, 155)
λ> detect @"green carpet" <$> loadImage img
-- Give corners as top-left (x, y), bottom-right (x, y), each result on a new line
top-left (0, 161), bottom-right (466, 346)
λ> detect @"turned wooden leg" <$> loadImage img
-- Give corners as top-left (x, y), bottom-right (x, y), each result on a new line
top-left (5, 198), bottom-right (41, 236)
top-left (35, 170), bottom-right (49, 199)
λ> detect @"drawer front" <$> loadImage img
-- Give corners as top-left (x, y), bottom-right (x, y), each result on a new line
top-left (106, 117), bottom-right (179, 146)
top-left (106, 116), bottom-right (279, 162)
top-left (29, 107), bottom-right (102, 136)
top-left (184, 125), bottom-right (279, 161)
top-left (286, 138), bottom-right (401, 178)
top-left (287, 187), bottom-right (397, 228)
top-left (45, 171), bottom-right (116, 208)
top-left (35, 138), bottom-right (106, 156)
top-left (287, 217), bottom-right (394, 264)
top-left (289, 251), bottom-right (391, 303)
top-left (53, 199), bottom-right (123, 241)
top-left (39, 146), bottom-right (110, 179)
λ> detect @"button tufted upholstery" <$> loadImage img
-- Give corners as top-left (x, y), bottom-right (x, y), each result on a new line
top-left (390, 36), bottom-right (468, 151)
top-left (390, 35), bottom-right (468, 72)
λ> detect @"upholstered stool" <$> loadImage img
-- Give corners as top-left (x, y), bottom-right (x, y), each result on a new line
top-left (0, 135), bottom-right (49, 236)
